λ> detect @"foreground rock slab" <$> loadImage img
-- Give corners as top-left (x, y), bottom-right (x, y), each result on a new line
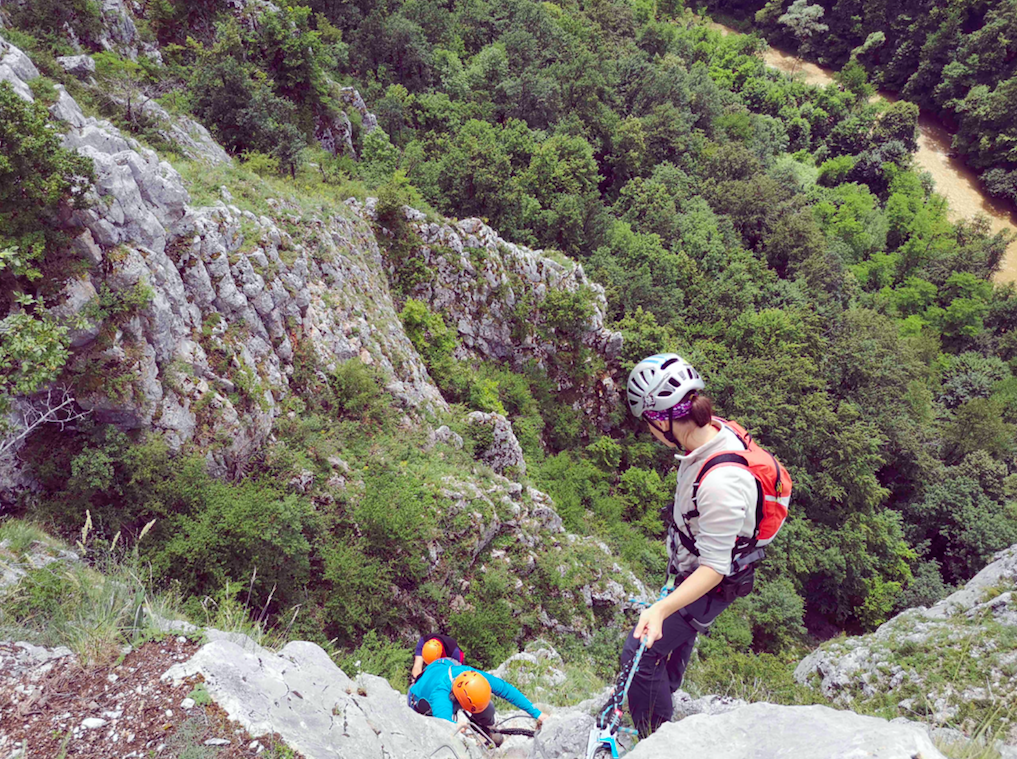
top-left (163, 636), bottom-right (467, 759)
top-left (628, 702), bottom-right (945, 759)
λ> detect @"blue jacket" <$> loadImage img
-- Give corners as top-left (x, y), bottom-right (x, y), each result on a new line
top-left (407, 659), bottom-right (541, 723)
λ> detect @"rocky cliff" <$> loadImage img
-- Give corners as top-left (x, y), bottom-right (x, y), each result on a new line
top-left (0, 30), bottom-right (618, 485)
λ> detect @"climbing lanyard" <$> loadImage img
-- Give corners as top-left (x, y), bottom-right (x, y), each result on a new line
top-left (586, 575), bottom-right (676, 759)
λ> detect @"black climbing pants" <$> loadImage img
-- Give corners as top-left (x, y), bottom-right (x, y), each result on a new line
top-left (620, 590), bottom-right (734, 738)
top-left (411, 697), bottom-right (497, 730)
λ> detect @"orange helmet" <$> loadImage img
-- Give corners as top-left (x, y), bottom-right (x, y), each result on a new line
top-left (422, 638), bottom-right (445, 665)
top-left (452, 671), bottom-right (491, 713)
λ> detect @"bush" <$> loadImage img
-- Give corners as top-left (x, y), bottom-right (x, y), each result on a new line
top-left (0, 81), bottom-right (93, 412)
top-left (354, 469), bottom-right (437, 584)
top-left (8, 0), bottom-right (102, 49)
top-left (540, 287), bottom-right (595, 340)
top-left (329, 360), bottom-right (391, 425)
top-left (242, 151), bottom-right (282, 177)
top-left (154, 481), bottom-right (314, 614)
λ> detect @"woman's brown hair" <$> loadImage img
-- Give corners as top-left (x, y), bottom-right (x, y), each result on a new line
top-left (687, 393), bottom-right (713, 427)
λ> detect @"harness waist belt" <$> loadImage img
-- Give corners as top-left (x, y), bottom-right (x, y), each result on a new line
top-left (678, 606), bottom-right (713, 634)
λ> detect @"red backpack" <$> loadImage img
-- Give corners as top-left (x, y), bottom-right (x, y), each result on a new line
top-left (673, 417), bottom-right (792, 573)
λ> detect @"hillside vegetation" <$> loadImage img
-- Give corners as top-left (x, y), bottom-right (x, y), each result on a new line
top-left (1, 0), bottom-right (1016, 709)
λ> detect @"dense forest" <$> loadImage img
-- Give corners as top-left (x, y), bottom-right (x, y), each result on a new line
top-left (707, 0), bottom-right (1017, 205)
top-left (2, 0), bottom-right (1017, 683)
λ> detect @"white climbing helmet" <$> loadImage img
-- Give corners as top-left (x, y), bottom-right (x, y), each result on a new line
top-left (626, 353), bottom-right (704, 418)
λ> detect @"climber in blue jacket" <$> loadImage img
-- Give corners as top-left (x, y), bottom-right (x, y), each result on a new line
top-left (408, 658), bottom-right (545, 745)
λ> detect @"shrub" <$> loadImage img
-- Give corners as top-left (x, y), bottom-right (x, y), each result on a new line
top-left (539, 287), bottom-right (595, 340)
top-left (329, 360), bottom-right (391, 425)
top-left (7, 0), bottom-right (102, 48)
top-left (354, 469), bottom-right (437, 584)
top-left (242, 151), bottom-right (282, 177)
top-left (154, 482), bottom-right (314, 614)
top-left (319, 540), bottom-right (396, 641)
top-left (0, 81), bottom-right (94, 413)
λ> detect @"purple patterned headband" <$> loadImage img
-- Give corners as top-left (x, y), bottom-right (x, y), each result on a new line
top-left (643, 398), bottom-right (694, 424)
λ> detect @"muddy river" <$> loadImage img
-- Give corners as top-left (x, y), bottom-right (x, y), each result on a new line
top-left (709, 22), bottom-right (1017, 283)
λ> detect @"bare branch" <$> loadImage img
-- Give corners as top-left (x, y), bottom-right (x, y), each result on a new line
top-left (0, 387), bottom-right (91, 458)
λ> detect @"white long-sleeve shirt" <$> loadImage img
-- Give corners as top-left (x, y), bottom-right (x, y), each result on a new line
top-left (669, 422), bottom-right (758, 577)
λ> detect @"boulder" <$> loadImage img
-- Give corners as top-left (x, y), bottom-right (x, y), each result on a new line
top-left (427, 424), bottom-right (464, 450)
top-left (56, 54), bottom-right (96, 79)
top-left (628, 702), bottom-right (945, 759)
top-left (0, 35), bottom-right (40, 102)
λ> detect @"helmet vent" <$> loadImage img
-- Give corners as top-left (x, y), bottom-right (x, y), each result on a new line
top-left (660, 358), bottom-right (679, 370)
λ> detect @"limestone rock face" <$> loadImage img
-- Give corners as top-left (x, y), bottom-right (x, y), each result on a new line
top-left (315, 107), bottom-right (356, 158)
top-left (162, 636), bottom-right (462, 759)
top-left (0, 35), bottom-right (40, 101)
top-left (98, 0), bottom-right (140, 53)
top-left (0, 32), bottom-right (444, 483)
top-left (346, 200), bottom-right (625, 431)
top-left (627, 703), bottom-right (946, 759)
top-left (139, 99), bottom-right (232, 166)
top-left (795, 544), bottom-right (1017, 742)
top-left (340, 86), bottom-right (379, 134)
top-left (407, 215), bottom-right (624, 431)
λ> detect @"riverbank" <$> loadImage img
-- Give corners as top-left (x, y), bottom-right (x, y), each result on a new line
top-left (708, 21), bottom-right (1017, 284)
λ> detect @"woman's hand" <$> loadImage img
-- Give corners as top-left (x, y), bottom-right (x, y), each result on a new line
top-left (632, 602), bottom-right (667, 648)
top-left (535, 714), bottom-right (546, 730)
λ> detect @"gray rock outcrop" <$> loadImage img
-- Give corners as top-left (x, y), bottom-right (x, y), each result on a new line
top-left (97, 0), bottom-right (140, 53)
top-left (316, 106), bottom-right (356, 158)
top-left (0, 34), bottom-right (39, 101)
top-left (627, 703), bottom-right (946, 759)
top-left (347, 199), bottom-right (625, 431)
top-left (795, 544), bottom-right (1017, 743)
top-left (139, 99), bottom-right (232, 165)
top-left (339, 86), bottom-right (379, 134)
top-left (467, 411), bottom-right (527, 477)
top-left (409, 215), bottom-right (624, 430)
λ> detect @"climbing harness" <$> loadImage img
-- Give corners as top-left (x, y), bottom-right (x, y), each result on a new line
top-left (586, 577), bottom-right (676, 759)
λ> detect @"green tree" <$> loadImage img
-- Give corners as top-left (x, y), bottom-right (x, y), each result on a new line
top-left (0, 83), bottom-right (93, 412)
top-left (778, 0), bottom-right (829, 66)
top-left (189, 20), bottom-right (307, 166)
top-left (522, 133), bottom-right (606, 255)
